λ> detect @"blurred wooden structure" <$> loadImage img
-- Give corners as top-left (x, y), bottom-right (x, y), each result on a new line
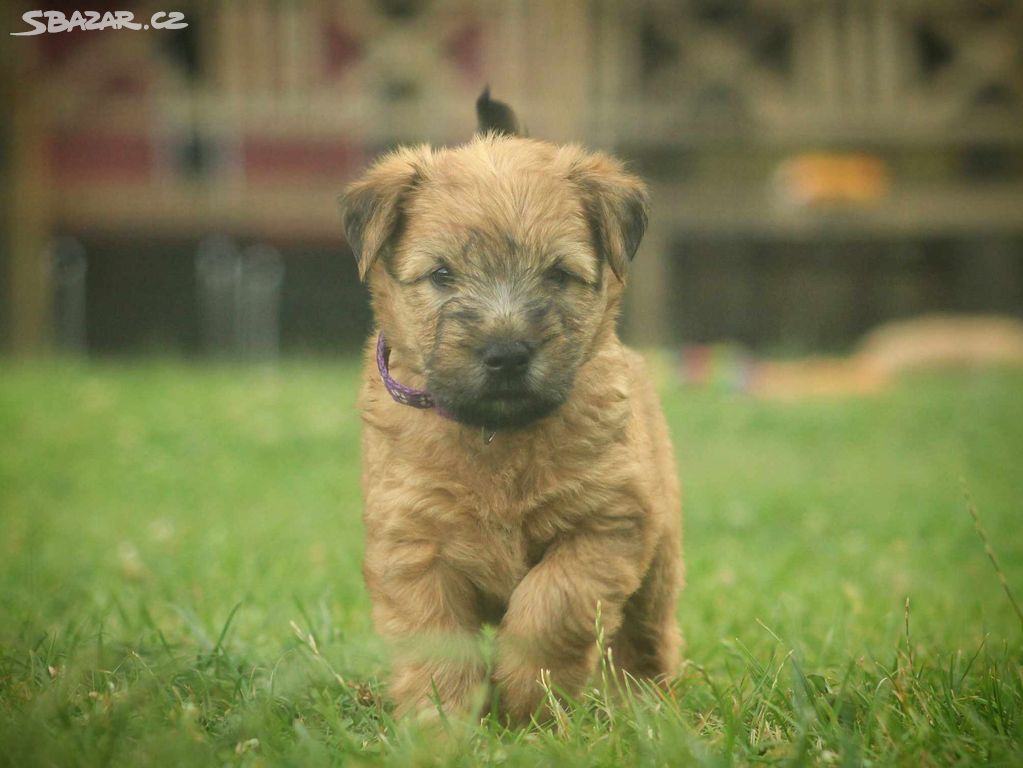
top-left (5, 0), bottom-right (1022, 352)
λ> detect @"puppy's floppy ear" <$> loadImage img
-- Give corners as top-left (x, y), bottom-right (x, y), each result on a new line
top-left (340, 146), bottom-right (428, 281)
top-left (476, 86), bottom-right (522, 137)
top-left (569, 151), bottom-right (650, 282)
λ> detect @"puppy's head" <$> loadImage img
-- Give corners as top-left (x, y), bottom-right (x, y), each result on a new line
top-left (341, 109), bottom-right (648, 430)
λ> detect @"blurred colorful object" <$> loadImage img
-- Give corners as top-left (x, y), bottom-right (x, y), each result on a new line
top-left (679, 344), bottom-right (756, 393)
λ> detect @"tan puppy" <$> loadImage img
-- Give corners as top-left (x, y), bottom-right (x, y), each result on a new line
top-left (340, 92), bottom-right (682, 724)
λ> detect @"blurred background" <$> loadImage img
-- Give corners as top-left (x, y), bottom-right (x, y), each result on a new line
top-left (2, 0), bottom-right (1022, 360)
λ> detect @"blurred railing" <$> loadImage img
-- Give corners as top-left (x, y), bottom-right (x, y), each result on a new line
top-left (591, 0), bottom-right (1023, 147)
top-left (40, 0), bottom-right (1022, 239)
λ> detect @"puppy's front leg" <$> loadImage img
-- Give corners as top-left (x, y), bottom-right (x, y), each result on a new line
top-left (366, 541), bottom-right (485, 719)
top-left (492, 526), bottom-right (647, 723)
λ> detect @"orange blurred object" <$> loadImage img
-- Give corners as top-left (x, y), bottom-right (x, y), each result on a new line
top-left (776, 153), bottom-right (890, 206)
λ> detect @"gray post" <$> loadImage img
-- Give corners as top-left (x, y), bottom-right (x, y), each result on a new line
top-left (196, 235), bottom-right (242, 356)
top-left (50, 237), bottom-right (87, 354)
top-left (238, 243), bottom-right (284, 360)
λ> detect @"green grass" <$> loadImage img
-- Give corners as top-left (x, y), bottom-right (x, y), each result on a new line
top-left (1, 360), bottom-right (1021, 766)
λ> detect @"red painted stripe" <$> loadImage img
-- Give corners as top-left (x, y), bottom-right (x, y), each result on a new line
top-left (52, 131), bottom-right (152, 181)
top-left (244, 139), bottom-right (364, 180)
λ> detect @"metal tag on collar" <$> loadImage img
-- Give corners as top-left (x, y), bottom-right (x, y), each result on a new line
top-left (482, 427), bottom-right (496, 445)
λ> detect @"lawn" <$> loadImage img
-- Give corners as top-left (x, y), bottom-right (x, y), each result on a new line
top-left (1, 360), bottom-right (1021, 766)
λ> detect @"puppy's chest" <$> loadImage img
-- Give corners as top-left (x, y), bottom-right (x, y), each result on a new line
top-left (441, 482), bottom-right (582, 605)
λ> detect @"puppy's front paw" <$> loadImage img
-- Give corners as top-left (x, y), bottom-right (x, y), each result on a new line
top-left (490, 660), bottom-right (546, 725)
top-left (390, 654), bottom-right (488, 720)
top-left (490, 640), bottom-right (595, 726)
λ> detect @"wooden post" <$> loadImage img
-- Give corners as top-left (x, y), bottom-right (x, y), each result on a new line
top-left (623, 220), bottom-right (671, 348)
top-left (521, 0), bottom-right (591, 142)
top-left (4, 40), bottom-right (52, 354)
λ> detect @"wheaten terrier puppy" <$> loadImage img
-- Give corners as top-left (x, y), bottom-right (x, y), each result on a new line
top-left (340, 91), bottom-right (682, 724)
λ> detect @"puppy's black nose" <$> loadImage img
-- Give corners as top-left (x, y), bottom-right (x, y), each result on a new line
top-left (481, 341), bottom-right (532, 374)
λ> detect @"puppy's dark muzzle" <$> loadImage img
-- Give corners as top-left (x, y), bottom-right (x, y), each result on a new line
top-left (481, 341), bottom-right (534, 377)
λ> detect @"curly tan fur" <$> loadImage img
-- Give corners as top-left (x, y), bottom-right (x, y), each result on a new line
top-left (342, 132), bottom-right (683, 725)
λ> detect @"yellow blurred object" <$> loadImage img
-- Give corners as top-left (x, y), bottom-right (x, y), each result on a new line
top-left (739, 315), bottom-right (1023, 400)
top-left (751, 357), bottom-right (888, 400)
top-left (776, 153), bottom-right (890, 206)
top-left (857, 314), bottom-right (1023, 376)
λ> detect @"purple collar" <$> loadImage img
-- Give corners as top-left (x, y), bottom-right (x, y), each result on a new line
top-left (375, 333), bottom-right (498, 443)
top-left (376, 333), bottom-right (452, 418)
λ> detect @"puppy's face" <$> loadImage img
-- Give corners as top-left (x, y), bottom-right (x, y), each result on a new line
top-left (342, 138), bottom-right (648, 429)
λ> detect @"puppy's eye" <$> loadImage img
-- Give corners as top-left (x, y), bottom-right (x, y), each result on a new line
top-left (546, 265), bottom-right (573, 287)
top-left (429, 266), bottom-right (455, 289)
